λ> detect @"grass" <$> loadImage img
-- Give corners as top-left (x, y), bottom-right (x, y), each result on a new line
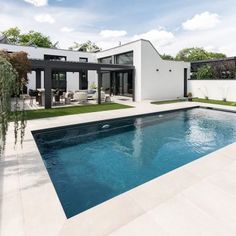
top-left (192, 98), bottom-right (236, 106)
top-left (152, 98), bottom-right (236, 107)
top-left (23, 103), bottom-right (132, 120)
top-left (151, 99), bottom-right (186, 105)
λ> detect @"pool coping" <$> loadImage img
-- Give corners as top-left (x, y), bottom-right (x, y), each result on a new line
top-left (2, 101), bottom-right (236, 236)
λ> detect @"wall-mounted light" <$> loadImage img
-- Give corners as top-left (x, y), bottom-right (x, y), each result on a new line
top-left (169, 69), bottom-right (172, 72)
top-left (156, 69), bottom-right (159, 72)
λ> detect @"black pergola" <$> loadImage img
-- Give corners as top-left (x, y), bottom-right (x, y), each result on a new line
top-left (30, 59), bottom-right (135, 108)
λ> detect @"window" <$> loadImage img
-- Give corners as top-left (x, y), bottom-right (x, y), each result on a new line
top-left (52, 72), bottom-right (67, 92)
top-left (44, 55), bottom-right (66, 61)
top-left (98, 56), bottom-right (112, 64)
top-left (79, 57), bottom-right (88, 62)
top-left (115, 51), bottom-right (133, 65)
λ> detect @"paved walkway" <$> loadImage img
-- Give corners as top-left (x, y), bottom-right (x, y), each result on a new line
top-left (1, 101), bottom-right (236, 236)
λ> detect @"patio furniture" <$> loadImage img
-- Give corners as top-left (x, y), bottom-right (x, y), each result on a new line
top-left (87, 89), bottom-right (97, 100)
top-left (105, 96), bottom-right (111, 102)
top-left (74, 90), bottom-right (88, 103)
top-left (66, 91), bottom-right (74, 99)
top-left (29, 89), bottom-right (38, 106)
top-left (54, 90), bottom-right (60, 102)
top-left (64, 97), bottom-right (71, 104)
top-left (61, 91), bottom-right (74, 104)
top-left (37, 89), bottom-right (54, 107)
top-left (87, 89), bottom-right (105, 101)
top-left (93, 91), bottom-right (106, 102)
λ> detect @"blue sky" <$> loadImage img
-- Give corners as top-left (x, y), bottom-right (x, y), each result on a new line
top-left (1, 0), bottom-right (236, 55)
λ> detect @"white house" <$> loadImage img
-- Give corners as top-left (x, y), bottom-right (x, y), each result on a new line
top-left (0, 39), bottom-right (190, 106)
top-left (97, 39), bottom-right (190, 102)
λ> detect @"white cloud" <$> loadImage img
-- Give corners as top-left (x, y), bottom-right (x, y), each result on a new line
top-left (24, 0), bottom-right (48, 7)
top-left (133, 29), bottom-right (174, 46)
top-left (100, 30), bottom-right (127, 38)
top-left (34, 14), bottom-right (55, 24)
top-left (61, 27), bottom-right (74, 32)
top-left (160, 23), bottom-right (236, 56)
top-left (182, 12), bottom-right (220, 31)
top-left (1, 1), bottom-right (236, 57)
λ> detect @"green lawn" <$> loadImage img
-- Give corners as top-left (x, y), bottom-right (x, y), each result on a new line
top-left (152, 98), bottom-right (236, 107)
top-left (151, 99), bottom-right (186, 105)
top-left (23, 103), bottom-right (132, 120)
top-left (192, 98), bottom-right (236, 106)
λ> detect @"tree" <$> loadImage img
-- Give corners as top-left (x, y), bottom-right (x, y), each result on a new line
top-left (0, 50), bottom-right (31, 84)
top-left (211, 60), bottom-right (236, 79)
top-left (175, 47), bottom-right (226, 62)
top-left (161, 54), bottom-right (174, 60)
top-left (208, 52), bottom-right (226, 60)
top-left (2, 27), bottom-right (21, 44)
top-left (69, 40), bottom-right (101, 52)
top-left (0, 50), bottom-right (31, 156)
top-left (196, 65), bottom-right (213, 79)
top-left (2, 27), bottom-right (54, 48)
top-left (20, 31), bottom-right (53, 48)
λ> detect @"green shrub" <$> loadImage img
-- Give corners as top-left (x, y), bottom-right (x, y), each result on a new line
top-left (196, 65), bottom-right (213, 79)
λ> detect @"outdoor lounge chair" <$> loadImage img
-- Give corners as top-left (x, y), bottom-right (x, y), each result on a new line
top-left (93, 91), bottom-right (106, 101)
top-left (74, 90), bottom-right (88, 103)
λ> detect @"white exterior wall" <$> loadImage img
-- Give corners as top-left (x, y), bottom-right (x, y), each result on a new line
top-left (97, 41), bottom-right (142, 101)
top-left (188, 80), bottom-right (236, 101)
top-left (97, 39), bottom-right (190, 102)
top-left (140, 40), bottom-right (190, 101)
top-left (0, 43), bottom-right (97, 92)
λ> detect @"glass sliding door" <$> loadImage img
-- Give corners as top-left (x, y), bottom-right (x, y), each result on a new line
top-left (123, 71), bottom-right (133, 97)
top-left (112, 71), bottom-right (133, 97)
top-left (79, 71), bottom-right (88, 90)
top-left (101, 72), bottom-right (111, 94)
top-left (52, 72), bottom-right (67, 92)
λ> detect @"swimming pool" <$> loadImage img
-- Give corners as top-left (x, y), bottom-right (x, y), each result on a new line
top-left (33, 108), bottom-right (236, 218)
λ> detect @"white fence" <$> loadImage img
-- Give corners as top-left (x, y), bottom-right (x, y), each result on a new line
top-left (188, 80), bottom-right (236, 101)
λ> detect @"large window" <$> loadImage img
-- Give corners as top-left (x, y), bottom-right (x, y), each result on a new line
top-left (115, 51), bottom-right (133, 65)
top-left (98, 56), bottom-right (112, 64)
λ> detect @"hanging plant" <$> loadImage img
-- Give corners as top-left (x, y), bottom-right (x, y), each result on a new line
top-left (0, 51), bottom-right (31, 157)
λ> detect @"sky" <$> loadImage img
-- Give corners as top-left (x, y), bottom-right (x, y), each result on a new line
top-left (0, 0), bottom-right (236, 56)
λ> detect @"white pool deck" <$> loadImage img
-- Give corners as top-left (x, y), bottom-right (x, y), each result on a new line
top-left (1, 101), bottom-right (236, 236)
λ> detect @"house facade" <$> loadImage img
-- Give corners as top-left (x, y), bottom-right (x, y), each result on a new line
top-left (0, 39), bottom-right (190, 104)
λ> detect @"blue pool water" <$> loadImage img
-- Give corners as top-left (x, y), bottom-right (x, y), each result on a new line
top-left (33, 108), bottom-right (236, 218)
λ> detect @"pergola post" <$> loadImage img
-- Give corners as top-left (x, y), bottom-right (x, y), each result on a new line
top-left (97, 69), bottom-right (102, 104)
top-left (44, 67), bottom-right (52, 109)
top-left (35, 69), bottom-right (41, 89)
top-left (79, 70), bottom-right (82, 89)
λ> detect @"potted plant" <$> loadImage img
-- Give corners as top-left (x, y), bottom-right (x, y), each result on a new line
top-left (187, 92), bottom-right (193, 101)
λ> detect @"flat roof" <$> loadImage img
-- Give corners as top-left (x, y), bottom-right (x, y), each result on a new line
top-left (0, 42), bottom-right (94, 54)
